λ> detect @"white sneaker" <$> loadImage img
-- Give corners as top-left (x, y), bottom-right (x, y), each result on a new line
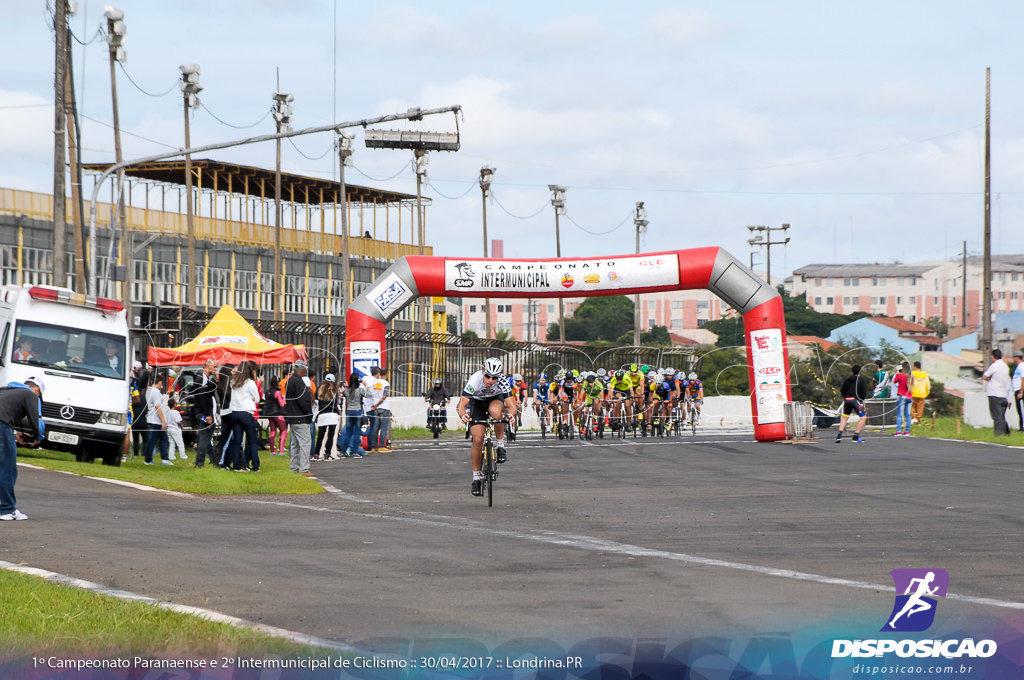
top-left (161, 460), bottom-right (174, 466)
top-left (0, 510), bottom-right (28, 521)
top-left (180, 453), bottom-right (188, 460)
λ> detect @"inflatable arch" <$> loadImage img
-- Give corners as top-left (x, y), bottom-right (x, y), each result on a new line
top-left (344, 247), bottom-right (791, 442)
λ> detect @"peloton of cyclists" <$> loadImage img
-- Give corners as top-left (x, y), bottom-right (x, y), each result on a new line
top-left (457, 357), bottom-right (518, 497)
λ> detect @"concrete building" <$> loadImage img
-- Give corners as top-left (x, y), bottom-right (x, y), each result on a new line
top-left (0, 161), bottom-right (429, 331)
top-left (788, 257), bottom-right (1024, 329)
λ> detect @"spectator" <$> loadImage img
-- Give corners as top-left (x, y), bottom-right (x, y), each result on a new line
top-left (166, 396), bottom-right (187, 461)
top-left (891, 361), bottom-right (913, 437)
top-left (215, 364), bottom-right (235, 467)
top-left (228, 360), bottom-right (261, 472)
top-left (361, 367), bottom-right (380, 452)
top-left (339, 372), bottom-right (369, 457)
top-left (367, 367), bottom-right (392, 452)
top-left (983, 348), bottom-right (1011, 436)
top-left (130, 361), bottom-right (150, 460)
top-left (143, 371), bottom-right (171, 465)
top-left (835, 364), bottom-right (870, 443)
top-left (0, 377), bottom-right (45, 521)
top-left (191, 359), bottom-right (218, 468)
top-left (314, 374), bottom-right (340, 460)
top-left (265, 374), bottom-right (288, 455)
top-left (285, 360), bottom-right (314, 476)
top-left (910, 361), bottom-right (931, 425)
top-left (1012, 351), bottom-right (1024, 432)
top-left (871, 359), bottom-right (891, 398)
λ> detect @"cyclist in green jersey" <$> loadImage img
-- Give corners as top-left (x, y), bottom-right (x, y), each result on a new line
top-left (576, 372), bottom-right (606, 437)
top-left (605, 369), bottom-right (634, 430)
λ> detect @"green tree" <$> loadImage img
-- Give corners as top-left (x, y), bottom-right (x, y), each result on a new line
top-left (461, 329), bottom-right (478, 340)
top-left (494, 328), bottom-right (512, 341)
top-left (546, 296), bottom-right (634, 342)
top-left (693, 346), bottom-right (749, 396)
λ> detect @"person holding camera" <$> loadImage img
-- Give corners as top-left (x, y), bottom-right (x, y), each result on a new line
top-left (0, 377), bottom-right (45, 521)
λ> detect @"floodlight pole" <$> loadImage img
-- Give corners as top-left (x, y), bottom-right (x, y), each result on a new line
top-left (415, 150), bottom-right (429, 333)
top-left (180, 64), bottom-right (202, 307)
top-left (338, 131), bottom-right (354, 315)
top-left (549, 185), bottom-right (567, 343)
top-left (480, 166), bottom-right (495, 339)
top-left (633, 201), bottom-right (648, 346)
top-left (272, 88), bottom-right (294, 321)
top-left (105, 7), bottom-right (130, 320)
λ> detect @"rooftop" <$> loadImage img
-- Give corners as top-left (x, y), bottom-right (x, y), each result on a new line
top-left (83, 159), bottom-right (421, 206)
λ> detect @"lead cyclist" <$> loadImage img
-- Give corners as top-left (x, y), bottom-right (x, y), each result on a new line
top-left (457, 358), bottom-right (518, 497)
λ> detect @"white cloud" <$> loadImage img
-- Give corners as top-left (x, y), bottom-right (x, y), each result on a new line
top-left (643, 9), bottom-right (728, 51)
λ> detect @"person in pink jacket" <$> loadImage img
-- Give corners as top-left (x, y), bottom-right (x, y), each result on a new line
top-left (265, 374), bottom-right (288, 455)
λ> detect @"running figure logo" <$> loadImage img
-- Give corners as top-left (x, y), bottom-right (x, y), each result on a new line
top-left (881, 568), bottom-right (949, 632)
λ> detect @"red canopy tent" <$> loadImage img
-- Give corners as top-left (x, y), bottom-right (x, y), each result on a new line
top-left (147, 304), bottom-right (307, 366)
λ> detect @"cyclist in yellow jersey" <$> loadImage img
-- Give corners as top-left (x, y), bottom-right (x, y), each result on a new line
top-left (605, 369), bottom-right (634, 431)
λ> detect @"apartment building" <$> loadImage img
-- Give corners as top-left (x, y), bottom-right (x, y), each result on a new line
top-left (788, 256), bottom-right (1024, 329)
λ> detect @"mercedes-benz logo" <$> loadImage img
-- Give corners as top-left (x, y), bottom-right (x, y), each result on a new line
top-left (60, 405), bottom-right (75, 420)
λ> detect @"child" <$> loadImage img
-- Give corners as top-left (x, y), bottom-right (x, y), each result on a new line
top-left (166, 396), bottom-right (188, 461)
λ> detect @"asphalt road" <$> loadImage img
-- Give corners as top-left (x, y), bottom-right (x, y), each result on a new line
top-left (3, 428), bottom-right (1023, 650)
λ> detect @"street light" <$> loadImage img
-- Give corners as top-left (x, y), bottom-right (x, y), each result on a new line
top-left (480, 166), bottom-right (495, 339)
top-left (634, 201), bottom-right (648, 346)
top-left (338, 130), bottom-right (354, 315)
top-left (104, 6), bottom-right (129, 315)
top-left (549, 185), bottom-right (567, 343)
top-left (414, 149), bottom-right (428, 332)
top-left (180, 63), bottom-right (201, 309)
top-left (272, 90), bottom-right (293, 320)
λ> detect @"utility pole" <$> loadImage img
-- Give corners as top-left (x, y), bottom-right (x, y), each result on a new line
top-left (982, 68), bottom-right (992, 358)
top-left (63, 25), bottom-right (87, 294)
top-left (549, 185), bottom-right (567, 343)
top-left (338, 131), bottom-right (354, 314)
top-left (180, 64), bottom-right (202, 309)
top-left (272, 87), bottom-right (293, 321)
top-left (746, 223), bottom-right (791, 287)
top-left (52, 0), bottom-right (68, 288)
top-left (479, 166), bottom-right (495, 339)
top-left (415, 149), bottom-right (429, 333)
top-left (105, 7), bottom-right (128, 316)
top-left (962, 240), bottom-right (967, 328)
top-left (633, 201), bottom-right (648, 346)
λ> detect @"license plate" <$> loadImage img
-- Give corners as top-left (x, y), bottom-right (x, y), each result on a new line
top-left (48, 431), bottom-right (79, 446)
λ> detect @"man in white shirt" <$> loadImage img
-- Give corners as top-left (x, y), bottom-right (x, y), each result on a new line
top-left (366, 367), bottom-right (392, 452)
top-left (143, 372), bottom-right (171, 465)
top-left (1011, 351), bottom-right (1024, 432)
top-left (983, 348), bottom-right (1011, 436)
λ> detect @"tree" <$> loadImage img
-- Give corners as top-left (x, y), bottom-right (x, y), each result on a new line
top-left (693, 346), bottom-right (749, 396)
top-left (494, 328), bottom-right (512, 341)
top-left (461, 329), bottom-right (478, 340)
top-left (922, 315), bottom-right (948, 338)
top-left (546, 296), bottom-right (634, 342)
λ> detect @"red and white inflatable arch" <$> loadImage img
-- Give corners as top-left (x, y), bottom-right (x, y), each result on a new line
top-left (344, 247), bottom-right (791, 441)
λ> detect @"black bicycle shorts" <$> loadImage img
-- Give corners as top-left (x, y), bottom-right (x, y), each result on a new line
top-left (469, 396), bottom-right (503, 423)
top-left (842, 398), bottom-right (865, 417)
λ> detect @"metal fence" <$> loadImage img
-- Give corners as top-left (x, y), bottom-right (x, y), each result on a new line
top-left (145, 306), bottom-right (697, 398)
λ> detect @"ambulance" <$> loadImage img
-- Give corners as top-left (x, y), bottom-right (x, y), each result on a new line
top-left (0, 284), bottom-right (132, 466)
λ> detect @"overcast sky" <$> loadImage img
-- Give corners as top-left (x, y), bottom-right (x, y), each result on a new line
top-left (4, 1), bottom-right (1024, 277)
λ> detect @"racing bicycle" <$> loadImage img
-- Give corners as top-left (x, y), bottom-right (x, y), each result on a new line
top-left (468, 418), bottom-right (502, 507)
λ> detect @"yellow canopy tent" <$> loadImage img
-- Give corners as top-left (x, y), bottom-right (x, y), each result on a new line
top-left (147, 305), bottom-right (307, 366)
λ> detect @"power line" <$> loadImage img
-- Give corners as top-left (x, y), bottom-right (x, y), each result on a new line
top-left (351, 161), bottom-right (409, 182)
top-left (203, 104), bottom-right (272, 130)
top-left (426, 179), bottom-right (477, 200)
top-left (286, 135), bottom-right (335, 161)
top-left (79, 113), bottom-right (177, 149)
top-left (116, 62), bottom-right (178, 97)
top-left (563, 208), bottom-right (634, 236)
top-left (490, 191), bottom-right (549, 220)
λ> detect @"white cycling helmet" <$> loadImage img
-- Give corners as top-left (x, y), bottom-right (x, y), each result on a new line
top-left (647, 370), bottom-right (658, 380)
top-left (688, 371), bottom-right (698, 381)
top-left (483, 357), bottom-right (503, 377)
top-left (513, 373), bottom-right (523, 382)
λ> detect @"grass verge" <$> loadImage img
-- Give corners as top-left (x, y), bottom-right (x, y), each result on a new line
top-left (0, 569), bottom-right (328, 657)
top-left (18, 447), bottom-right (324, 495)
top-left (870, 416), bottom-right (1024, 446)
